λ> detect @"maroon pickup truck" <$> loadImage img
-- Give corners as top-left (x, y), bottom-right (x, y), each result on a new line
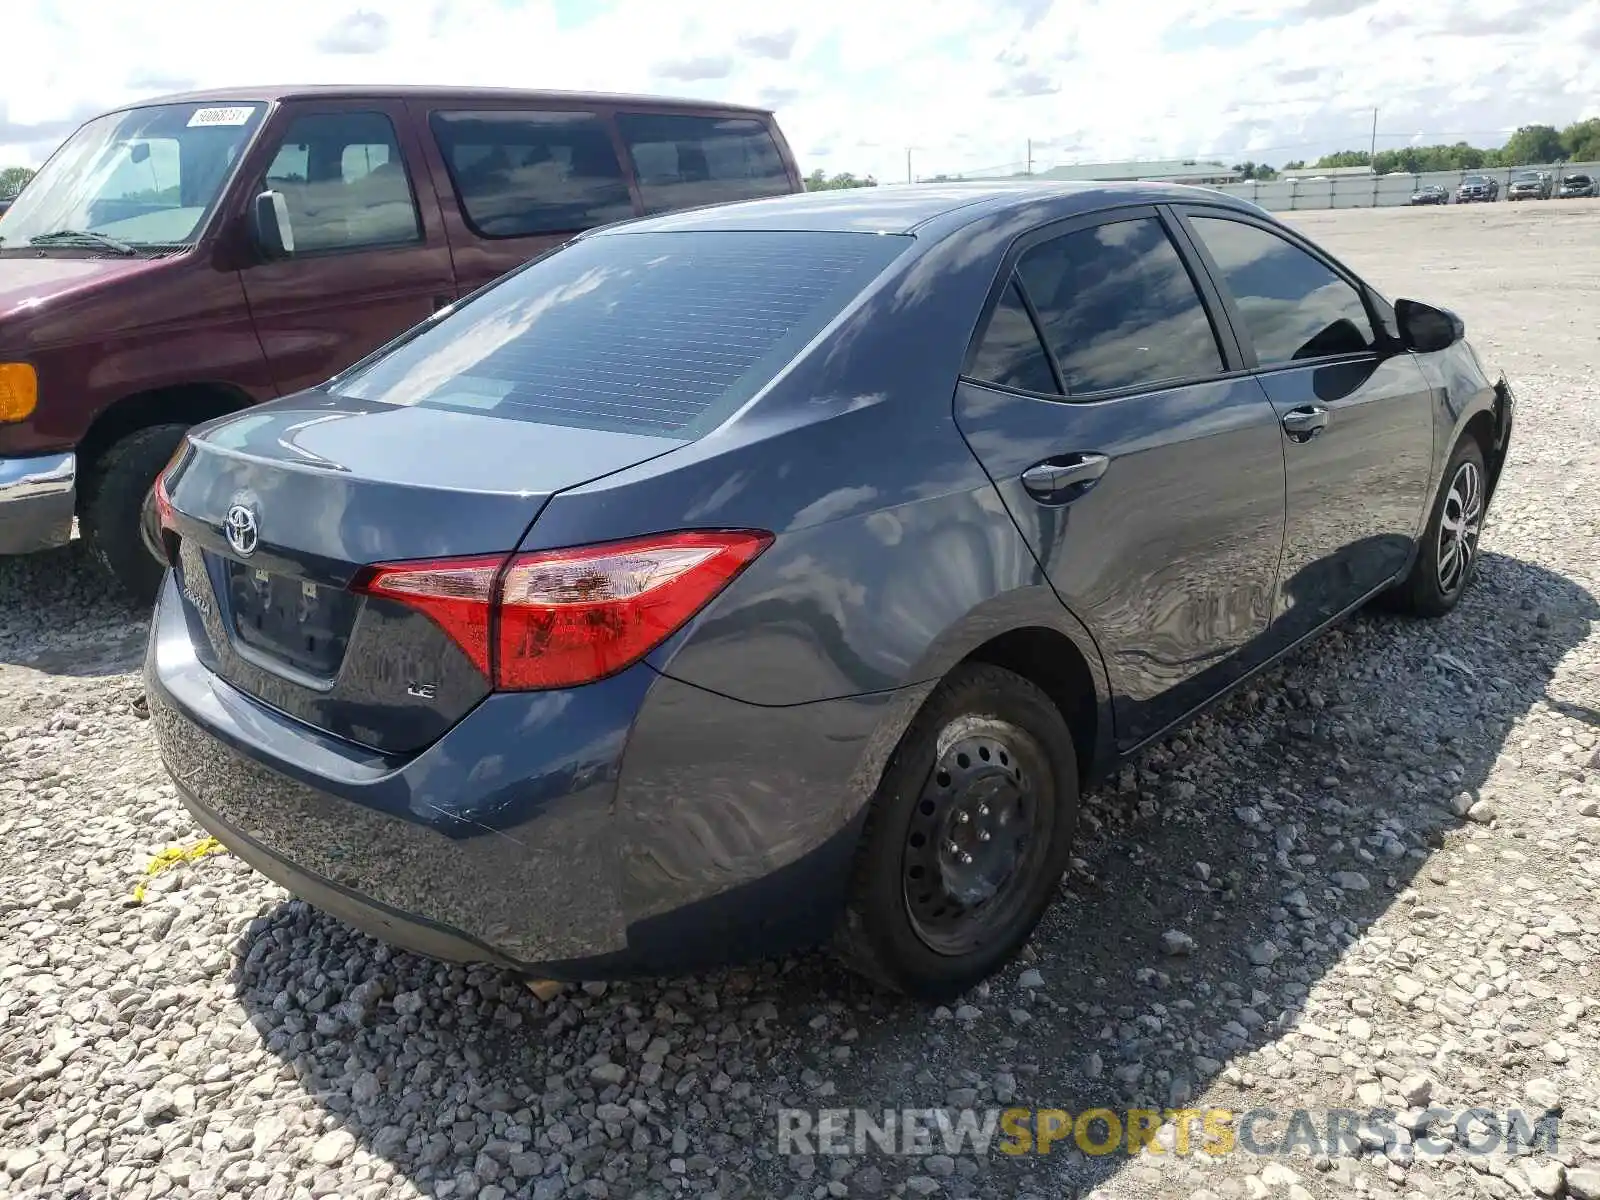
top-left (0, 85), bottom-right (803, 600)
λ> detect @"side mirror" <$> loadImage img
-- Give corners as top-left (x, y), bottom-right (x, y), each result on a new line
top-left (251, 190), bottom-right (295, 259)
top-left (1394, 298), bottom-right (1464, 353)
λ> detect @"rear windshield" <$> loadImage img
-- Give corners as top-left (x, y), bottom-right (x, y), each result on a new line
top-left (331, 229), bottom-right (911, 437)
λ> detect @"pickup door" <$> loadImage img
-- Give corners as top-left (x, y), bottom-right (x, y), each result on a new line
top-left (234, 97), bottom-right (458, 396)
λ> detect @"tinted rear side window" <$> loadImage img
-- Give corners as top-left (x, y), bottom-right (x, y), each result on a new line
top-left (429, 110), bottom-right (635, 237)
top-left (1016, 216), bottom-right (1224, 395)
top-left (616, 113), bottom-right (791, 214)
top-left (332, 230), bottom-right (909, 437)
top-left (967, 282), bottom-right (1059, 395)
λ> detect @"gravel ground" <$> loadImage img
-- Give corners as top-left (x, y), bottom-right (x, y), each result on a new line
top-left (3, 201), bottom-right (1599, 1200)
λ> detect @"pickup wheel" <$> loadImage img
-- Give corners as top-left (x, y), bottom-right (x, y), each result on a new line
top-left (1386, 437), bottom-right (1488, 618)
top-left (79, 424), bottom-right (189, 606)
top-left (833, 663), bottom-right (1079, 1000)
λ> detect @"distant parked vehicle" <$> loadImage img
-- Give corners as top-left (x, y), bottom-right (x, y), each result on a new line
top-left (0, 198), bottom-right (12, 216)
top-left (1507, 172), bottom-right (1552, 201)
top-left (1455, 174), bottom-right (1499, 202)
top-left (1557, 173), bottom-right (1595, 198)
top-left (0, 86), bottom-right (805, 602)
top-left (1409, 184), bottom-right (1449, 206)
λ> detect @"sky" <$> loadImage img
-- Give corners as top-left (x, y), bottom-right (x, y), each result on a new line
top-left (2, 0), bottom-right (1598, 182)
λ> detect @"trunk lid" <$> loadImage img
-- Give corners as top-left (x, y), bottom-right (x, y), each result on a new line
top-left (163, 393), bottom-right (684, 753)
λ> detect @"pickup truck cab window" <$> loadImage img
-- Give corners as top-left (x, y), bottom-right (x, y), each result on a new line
top-left (261, 111), bottom-right (422, 253)
top-left (429, 110), bottom-right (634, 239)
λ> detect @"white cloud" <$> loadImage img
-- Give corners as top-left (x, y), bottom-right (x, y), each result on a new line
top-left (1, 0), bottom-right (1596, 181)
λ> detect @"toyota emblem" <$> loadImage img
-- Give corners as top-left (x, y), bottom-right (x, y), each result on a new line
top-left (224, 504), bottom-right (260, 557)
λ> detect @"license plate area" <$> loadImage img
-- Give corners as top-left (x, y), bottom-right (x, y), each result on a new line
top-left (218, 556), bottom-right (358, 679)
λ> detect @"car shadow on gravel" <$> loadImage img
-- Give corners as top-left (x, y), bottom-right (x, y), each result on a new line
top-left (223, 550), bottom-right (1597, 1200)
top-left (0, 540), bottom-right (150, 678)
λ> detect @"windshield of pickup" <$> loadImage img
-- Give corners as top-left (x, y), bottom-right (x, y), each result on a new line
top-left (1461, 175), bottom-right (1489, 185)
top-left (0, 101), bottom-right (264, 250)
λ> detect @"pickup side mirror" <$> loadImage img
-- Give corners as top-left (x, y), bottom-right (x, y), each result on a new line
top-left (251, 190), bottom-right (295, 260)
top-left (1394, 298), bottom-right (1464, 353)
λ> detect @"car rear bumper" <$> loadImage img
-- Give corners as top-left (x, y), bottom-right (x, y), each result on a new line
top-left (0, 451), bottom-right (75, 555)
top-left (146, 572), bottom-right (921, 978)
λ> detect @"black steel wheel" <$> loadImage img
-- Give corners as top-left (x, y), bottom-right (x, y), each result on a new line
top-left (834, 663), bottom-right (1079, 1000)
top-left (901, 721), bottom-right (1050, 957)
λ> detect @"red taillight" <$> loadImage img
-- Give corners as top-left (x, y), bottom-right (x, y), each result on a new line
top-left (154, 441), bottom-right (187, 532)
top-left (150, 440), bottom-right (189, 566)
top-left (354, 556), bottom-right (504, 678)
top-left (353, 530), bottom-right (772, 691)
top-left (153, 471), bottom-right (175, 531)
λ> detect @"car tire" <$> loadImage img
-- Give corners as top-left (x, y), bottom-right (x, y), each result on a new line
top-left (79, 423), bottom-right (189, 606)
top-left (833, 663), bottom-right (1079, 1000)
top-left (1384, 436), bottom-right (1488, 619)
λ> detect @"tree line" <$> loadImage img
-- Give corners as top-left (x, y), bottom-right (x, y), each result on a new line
top-left (804, 169), bottom-right (878, 190)
top-left (1240, 118), bottom-right (1600, 179)
top-left (0, 166), bottom-right (36, 198)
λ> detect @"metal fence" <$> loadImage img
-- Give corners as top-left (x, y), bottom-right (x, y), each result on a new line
top-left (1210, 161), bottom-right (1600, 211)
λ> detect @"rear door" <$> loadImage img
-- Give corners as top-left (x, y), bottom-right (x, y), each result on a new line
top-left (613, 110), bottom-right (797, 215)
top-left (953, 208), bottom-right (1287, 749)
top-left (1173, 207), bottom-right (1435, 645)
top-left (417, 102), bottom-right (640, 295)
top-left (237, 98), bottom-right (457, 395)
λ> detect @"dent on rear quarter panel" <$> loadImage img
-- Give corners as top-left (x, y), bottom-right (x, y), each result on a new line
top-left (609, 676), bottom-right (931, 967)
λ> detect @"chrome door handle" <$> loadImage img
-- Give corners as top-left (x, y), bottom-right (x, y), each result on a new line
top-left (1281, 405), bottom-right (1330, 442)
top-left (1021, 452), bottom-right (1110, 501)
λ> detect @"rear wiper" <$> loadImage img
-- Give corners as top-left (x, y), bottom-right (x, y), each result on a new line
top-left (27, 229), bottom-right (138, 256)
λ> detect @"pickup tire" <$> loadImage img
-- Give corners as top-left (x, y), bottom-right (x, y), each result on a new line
top-left (80, 424), bottom-right (189, 606)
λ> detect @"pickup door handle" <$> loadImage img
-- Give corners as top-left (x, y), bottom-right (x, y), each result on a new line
top-left (1020, 452), bottom-right (1110, 501)
top-left (1281, 405), bottom-right (1331, 442)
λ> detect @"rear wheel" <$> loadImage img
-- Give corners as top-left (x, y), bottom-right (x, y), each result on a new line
top-left (1385, 436), bottom-right (1487, 618)
top-left (833, 663), bottom-right (1079, 1000)
top-left (79, 424), bottom-right (189, 606)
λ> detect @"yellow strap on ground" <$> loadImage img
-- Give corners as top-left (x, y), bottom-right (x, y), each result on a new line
top-left (132, 837), bottom-right (226, 903)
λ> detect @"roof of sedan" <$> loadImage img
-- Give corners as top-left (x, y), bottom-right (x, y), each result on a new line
top-left (607, 181), bottom-right (1260, 236)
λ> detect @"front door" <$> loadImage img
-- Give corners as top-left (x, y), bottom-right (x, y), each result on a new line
top-left (954, 208), bottom-right (1287, 749)
top-left (237, 99), bottom-right (457, 396)
top-left (1175, 209), bottom-right (1436, 644)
